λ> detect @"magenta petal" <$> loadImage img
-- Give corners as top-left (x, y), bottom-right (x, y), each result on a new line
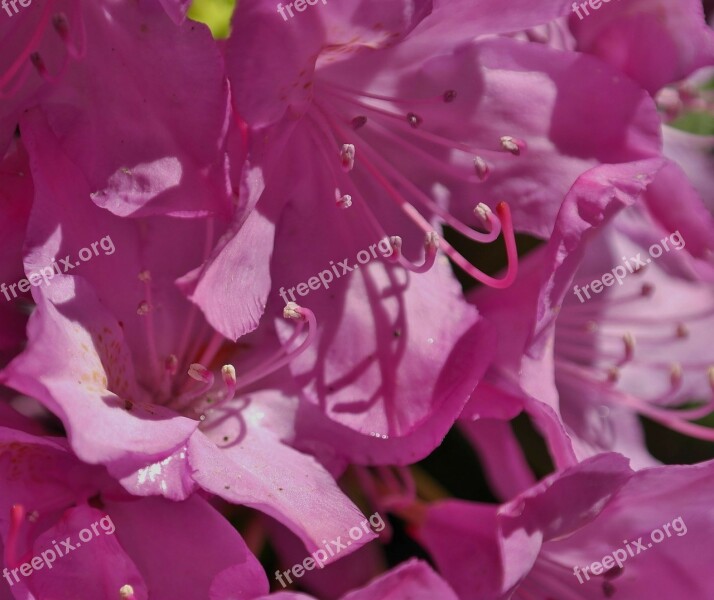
top-left (569, 0), bottom-right (714, 94)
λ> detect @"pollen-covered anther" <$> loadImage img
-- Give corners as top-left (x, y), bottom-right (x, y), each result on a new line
top-left (30, 53), bottom-right (47, 76)
top-left (221, 364), bottom-right (237, 387)
top-left (474, 202), bottom-right (493, 229)
top-left (337, 194), bottom-right (352, 209)
top-left (407, 112), bottom-right (423, 128)
top-left (136, 301), bottom-right (151, 316)
top-left (119, 585), bottom-right (136, 600)
top-left (188, 363), bottom-right (212, 384)
top-left (138, 270), bottom-right (151, 282)
top-left (283, 301), bottom-right (305, 321)
top-left (473, 156), bottom-right (491, 181)
top-left (443, 90), bottom-right (457, 103)
top-left (500, 136), bottom-right (526, 156)
top-left (340, 144), bottom-right (356, 172)
top-left (670, 363), bottom-right (683, 388)
top-left (52, 13), bottom-right (70, 40)
top-left (165, 354), bottom-right (178, 375)
top-left (388, 236), bottom-right (403, 261)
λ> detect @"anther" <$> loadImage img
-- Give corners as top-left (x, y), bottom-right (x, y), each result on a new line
top-left (473, 156), bottom-right (490, 181)
top-left (52, 13), bottom-right (70, 41)
top-left (136, 301), bottom-right (150, 316)
top-left (474, 203), bottom-right (493, 229)
top-left (188, 363), bottom-right (212, 384)
top-left (607, 367), bottom-right (620, 383)
top-left (138, 270), bottom-right (151, 282)
top-left (407, 113), bottom-right (423, 128)
top-left (641, 283), bottom-right (654, 297)
top-left (336, 193), bottom-right (352, 209)
top-left (221, 364), bottom-right (237, 387)
top-left (388, 236), bottom-right (403, 260)
top-left (283, 301), bottom-right (305, 321)
top-left (119, 585), bottom-right (136, 600)
top-left (351, 116), bottom-right (367, 130)
top-left (340, 144), bottom-right (355, 172)
top-left (30, 53), bottom-right (47, 76)
top-left (676, 323), bottom-right (689, 339)
top-left (708, 366), bottom-right (714, 392)
top-left (670, 363), bottom-right (683, 388)
top-left (443, 90), bottom-right (457, 103)
top-left (500, 136), bottom-right (525, 156)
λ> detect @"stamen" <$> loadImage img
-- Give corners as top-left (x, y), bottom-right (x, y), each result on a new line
top-left (222, 303), bottom-right (317, 395)
top-left (336, 192), bottom-right (352, 209)
top-left (500, 136), bottom-right (526, 156)
top-left (30, 53), bottom-right (47, 77)
top-left (473, 156), bottom-right (491, 181)
top-left (221, 364), bottom-right (236, 387)
top-left (620, 333), bottom-right (635, 365)
top-left (340, 144), bottom-right (355, 172)
top-left (52, 13), bottom-right (70, 42)
top-left (670, 362), bottom-right (683, 389)
top-left (0, 0), bottom-right (55, 91)
top-left (473, 203), bottom-right (494, 231)
top-left (136, 301), bottom-right (151, 316)
top-left (351, 116), bottom-right (367, 130)
top-left (188, 363), bottom-right (213, 384)
top-left (119, 585), bottom-right (136, 600)
top-left (387, 233), bottom-right (440, 273)
top-left (406, 112), bottom-right (423, 128)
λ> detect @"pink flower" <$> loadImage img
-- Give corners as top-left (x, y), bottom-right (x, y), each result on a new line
top-left (0, 426), bottom-right (268, 600)
top-left (468, 157), bottom-right (714, 468)
top-left (1, 0), bottom-right (233, 218)
top-left (568, 0), bottom-right (714, 95)
top-left (413, 453), bottom-right (714, 599)
top-left (2, 110), bottom-right (373, 556)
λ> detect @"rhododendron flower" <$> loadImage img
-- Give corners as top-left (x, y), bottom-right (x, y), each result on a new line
top-left (0, 0), bottom-right (233, 217)
top-left (413, 454), bottom-right (714, 599)
top-left (196, 0), bottom-right (666, 465)
top-left (2, 0), bottom-right (714, 596)
top-left (2, 111), bottom-right (373, 556)
top-left (468, 158), bottom-right (714, 467)
top-left (0, 427), bottom-right (268, 600)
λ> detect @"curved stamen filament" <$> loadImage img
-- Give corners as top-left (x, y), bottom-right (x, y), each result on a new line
top-left (348, 120), bottom-right (502, 243)
top-left (557, 359), bottom-right (714, 442)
